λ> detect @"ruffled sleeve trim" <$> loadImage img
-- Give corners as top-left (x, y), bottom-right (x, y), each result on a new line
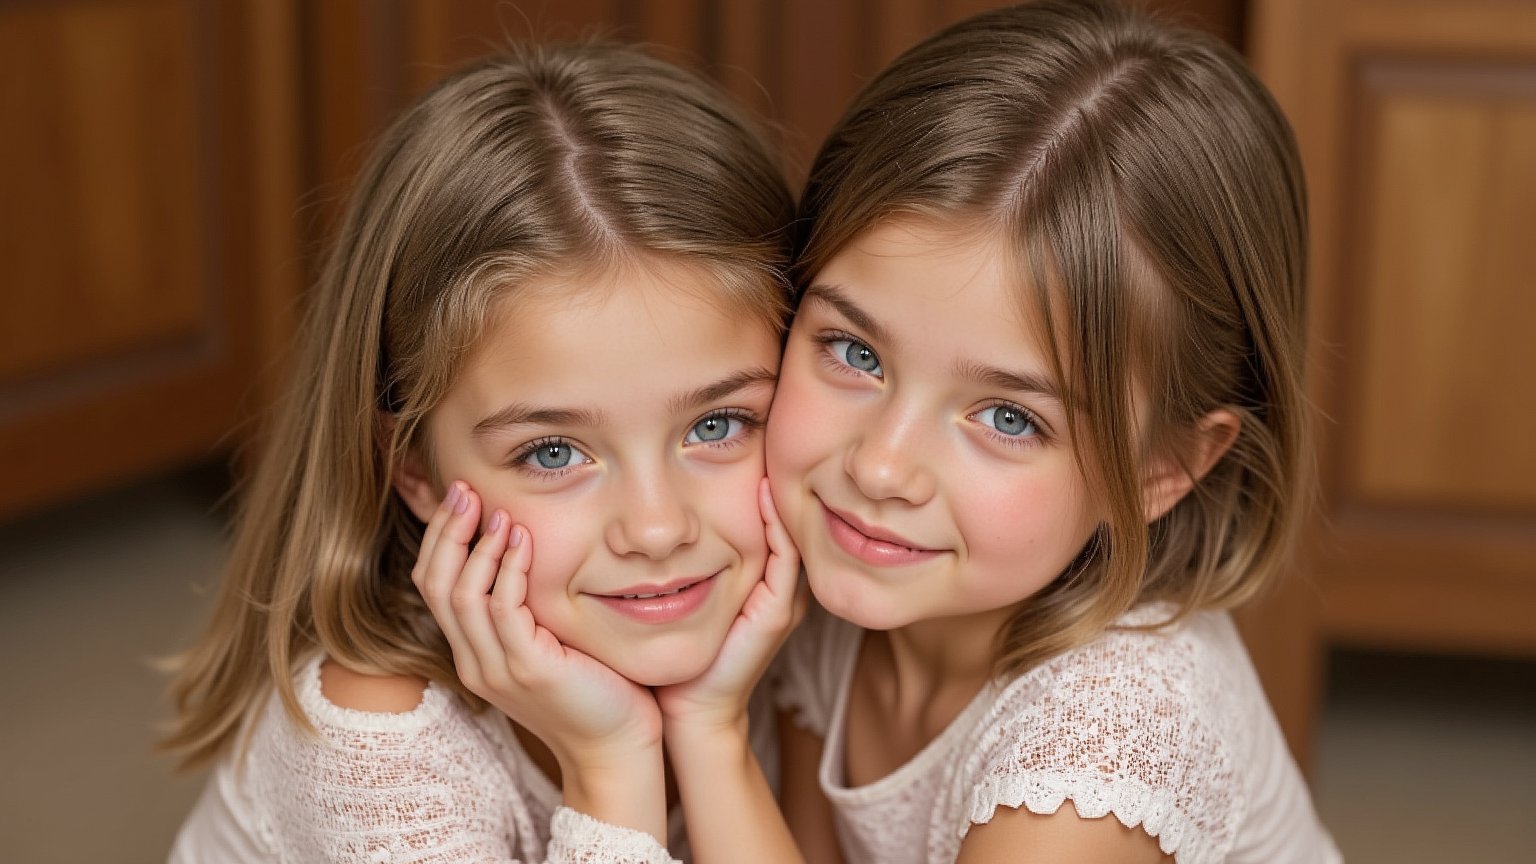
top-left (965, 774), bottom-right (1219, 864)
top-left (954, 614), bottom-right (1242, 864)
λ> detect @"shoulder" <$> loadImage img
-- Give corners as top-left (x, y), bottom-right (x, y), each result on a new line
top-left (245, 655), bottom-right (492, 778)
top-left (959, 608), bottom-right (1246, 864)
top-left (319, 658), bottom-right (430, 713)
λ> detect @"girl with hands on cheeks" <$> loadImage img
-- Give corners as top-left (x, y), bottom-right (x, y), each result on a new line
top-left (411, 476), bottom-right (803, 854)
top-left (163, 40), bottom-right (798, 864)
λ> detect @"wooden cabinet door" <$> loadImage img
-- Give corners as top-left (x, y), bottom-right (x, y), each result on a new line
top-left (300, 1), bottom-right (1242, 230)
top-left (0, 0), bottom-right (302, 521)
top-left (1248, 0), bottom-right (1536, 757)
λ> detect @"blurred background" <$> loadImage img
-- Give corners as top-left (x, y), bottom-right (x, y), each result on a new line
top-left (1, 0), bottom-right (1532, 861)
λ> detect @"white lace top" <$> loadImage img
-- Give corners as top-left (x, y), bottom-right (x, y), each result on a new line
top-left (171, 654), bottom-right (778, 863)
top-left (774, 603), bottom-right (1342, 863)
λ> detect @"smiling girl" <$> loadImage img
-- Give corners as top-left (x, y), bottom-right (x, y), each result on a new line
top-left (661, 1), bottom-right (1342, 862)
top-left (162, 41), bottom-right (794, 863)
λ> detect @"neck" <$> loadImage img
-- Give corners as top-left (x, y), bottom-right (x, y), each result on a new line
top-left (875, 603), bottom-right (1017, 710)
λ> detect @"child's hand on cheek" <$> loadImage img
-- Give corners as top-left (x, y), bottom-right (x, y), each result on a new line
top-left (412, 482), bottom-right (663, 770)
top-left (656, 479), bottom-right (806, 736)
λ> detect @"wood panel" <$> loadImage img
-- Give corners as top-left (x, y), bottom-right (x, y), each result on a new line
top-left (1250, 0), bottom-right (1536, 764)
top-left (0, 1), bottom-right (200, 387)
top-left (1351, 62), bottom-right (1536, 511)
top-left (0, 0), bottom-right (302, 521)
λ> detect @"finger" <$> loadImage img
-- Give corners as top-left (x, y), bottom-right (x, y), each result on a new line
top-left (411, 481), bottom-right (462, 592)
top-left (416, 481), bottom-right (477, 599)
top-left (759, 479), bottom-right (800, 598)
top-left (450, 507), bottom-right (513, 679)
top-left (487, 524), bottom-right (539, 658)
top-left (419, 482), bottom-right (481, 661)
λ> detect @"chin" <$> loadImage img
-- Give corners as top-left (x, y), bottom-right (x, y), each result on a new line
top-left (604, 641), bottom-right (718, 687)
top-left (807, 568), bottom-right (908, 632)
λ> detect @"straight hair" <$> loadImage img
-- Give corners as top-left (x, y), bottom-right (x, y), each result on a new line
top-left (794, 0), bottom-right (1309, 676)
top-left (163, 41), bottom-right (794, 769)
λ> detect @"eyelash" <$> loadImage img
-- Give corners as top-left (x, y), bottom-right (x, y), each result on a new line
top-left (813, 329), bottom-right (881, 379)
top-left (969, 401), bottom-right (1050, 450)
top-left (685, 408), bottom-right (765, 451)
top-left (510, 436), bottom-right (591, 479)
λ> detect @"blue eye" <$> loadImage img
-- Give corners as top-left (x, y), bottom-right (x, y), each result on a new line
top-left (518, 439), bottom-right (592, 472)
top-left (534, 442), bottom-right (574, 468)
top-left (687, 413), bottom-right (735, 443)
top-left (975, 405), bottom-right (1038, 438)
top-left (830, 339), bottom-right (882, 376)
top-left (684, 411), bottom-right (759, 446)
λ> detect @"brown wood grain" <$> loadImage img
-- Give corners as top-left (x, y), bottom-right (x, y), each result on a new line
top-left (1249, 0), bottom-right (1536, 771)
top-left (0, 0), bottom-right (304, 520)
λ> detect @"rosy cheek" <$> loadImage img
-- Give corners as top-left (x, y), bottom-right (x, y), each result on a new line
top-left (493, 501), bottom-right (591, 601)
top-left (714, 463), bottom-right (770, 560)
top-left (766, 372), bottom-right (821, 473)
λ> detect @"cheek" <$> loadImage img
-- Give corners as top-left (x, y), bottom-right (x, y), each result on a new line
top-left (765, 359), bottom-right (829, 480)
top-left (478, 488), bottom-right (597, 603)
top-left (709, 462), bottom-right (770, 565)
top-left (954, 466), bottom-right (1099, 573)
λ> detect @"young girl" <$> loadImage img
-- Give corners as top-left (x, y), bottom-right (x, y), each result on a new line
top-left (659, 1), bottom-right (1344, 861)
top-left (162, 41), bottom-right (797, 863)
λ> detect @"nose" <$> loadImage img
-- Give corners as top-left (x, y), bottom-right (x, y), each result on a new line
top-left (604, 467), bottom-right (699, 559)
top-left (843, 405), bottom-right (935, 505)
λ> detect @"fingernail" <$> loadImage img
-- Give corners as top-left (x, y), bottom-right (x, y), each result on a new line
top-left (444, 483), bottom-right (462, 512)
top-left (452, 484), bottom-right (469, 514)
top-left (509, 526), bottom-right (524, 547)
top-left (488, 511), bottom-right (504, 533)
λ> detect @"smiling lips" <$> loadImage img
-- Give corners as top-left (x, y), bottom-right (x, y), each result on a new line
top-left (590, 573), bottom-right (718, 623)
top-left (822, 502), bottom-right (942, 566)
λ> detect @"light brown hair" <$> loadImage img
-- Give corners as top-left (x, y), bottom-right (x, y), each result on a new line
top-left (794, 0), bottom-right (1309, 676)
top-left (163, 41), bottom-right (794, 769)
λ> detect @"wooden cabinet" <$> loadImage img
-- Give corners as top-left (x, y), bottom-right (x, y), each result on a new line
top-left (1245, 0), bottom-right (1536, 760)
top-left (0, 0), bottom-right (302, 521)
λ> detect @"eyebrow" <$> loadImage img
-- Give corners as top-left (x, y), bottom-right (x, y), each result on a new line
top-left (801, 284), bottom-right (892, 346)
top-left (955, 360), bottom-right (1062, 404)
top-left (669, 366), bottom-right (779, 414)
top-left (472, 405), bottom-right (603, 437)
top-left (470, 366), bottom-right (778, 438)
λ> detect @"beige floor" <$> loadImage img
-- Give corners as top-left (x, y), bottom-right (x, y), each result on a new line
top-left (1, 463), bottom-right (1532, 863)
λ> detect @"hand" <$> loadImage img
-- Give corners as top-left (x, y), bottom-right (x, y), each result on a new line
top-left (656, 478), bottom-right (806, 735)
top-left (411, 481), bottom-right (663, 768)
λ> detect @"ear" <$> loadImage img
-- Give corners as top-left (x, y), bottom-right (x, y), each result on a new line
top-left (1141, 408), bottom-right (1241, 523)
top-left (379, 409), bottom-right (440, 523)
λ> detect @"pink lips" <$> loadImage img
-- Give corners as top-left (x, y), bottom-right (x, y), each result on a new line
top-left (822, 502), bottom-right (942, 567)
top-left (589, 573), bottom-right (717, 624)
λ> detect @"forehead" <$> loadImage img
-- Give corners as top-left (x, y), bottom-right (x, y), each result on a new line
top-left (453, 258), bottom-right (781, 412)
top-left (812, 217), bottom-right (1042, 345)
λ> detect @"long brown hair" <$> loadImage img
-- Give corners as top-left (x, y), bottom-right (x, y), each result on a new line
top-left (163, 42), bottom-right (794, 769)
top-left (794, 0), bottom-right (1309, 677)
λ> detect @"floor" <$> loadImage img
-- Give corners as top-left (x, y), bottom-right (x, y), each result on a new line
top-left (1, 462), bottom-right (1532, 863)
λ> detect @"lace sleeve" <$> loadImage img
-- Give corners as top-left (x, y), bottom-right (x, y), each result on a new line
top-left (546, 808), bottom-right (678, 864)
top-left (246, 665), bottom-right (557, 863)
top-left (959, 631), bottom-right (1243, 864)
